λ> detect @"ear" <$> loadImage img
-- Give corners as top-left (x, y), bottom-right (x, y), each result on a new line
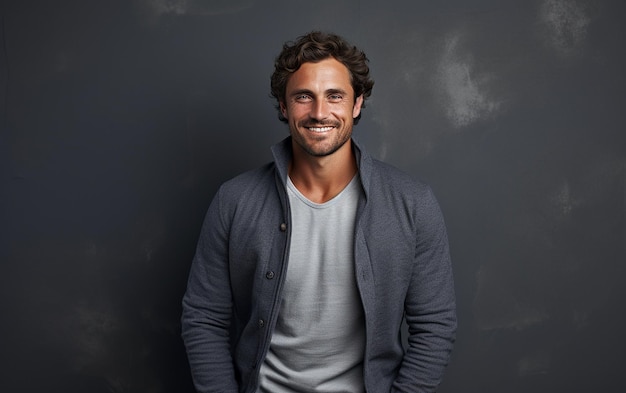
top-left (353, 95), bottom-right (364, 119)
top-left (279, 101), bottom-right (288, 119)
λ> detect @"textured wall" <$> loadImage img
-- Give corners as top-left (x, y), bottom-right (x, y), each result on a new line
top-left (2, 1), bottom-right (625, 392)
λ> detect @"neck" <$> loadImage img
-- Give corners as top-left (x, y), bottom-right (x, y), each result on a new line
top-left (289, 139), bottom-right (357, 203)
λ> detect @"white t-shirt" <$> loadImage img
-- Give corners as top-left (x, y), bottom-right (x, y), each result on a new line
top-left (258, 175), bottom-right (365, 393)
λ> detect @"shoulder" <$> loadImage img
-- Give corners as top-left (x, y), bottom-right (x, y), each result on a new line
top-left (364, 158), bottom-right (445, 225)
top-left (364, 160), bottom-right (449, 243)
top-left (354, 138), bottom-right (430, 198)
top-left (207, 162), bottom-right (279, 216)
top-left (204, 162), bottom-right (282, 229)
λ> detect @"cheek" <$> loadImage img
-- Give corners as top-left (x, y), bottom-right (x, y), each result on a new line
top-left (286, 105), bottom-right (308, 120)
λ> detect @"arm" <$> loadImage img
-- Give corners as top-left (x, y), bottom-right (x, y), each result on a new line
top-left (392, 187), bottom-right (457, 392)
top-left (181, 188), bottom-right (239, 392)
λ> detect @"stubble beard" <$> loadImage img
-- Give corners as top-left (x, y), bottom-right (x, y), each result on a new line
top-left (292, 120), bottom-right (352, 157)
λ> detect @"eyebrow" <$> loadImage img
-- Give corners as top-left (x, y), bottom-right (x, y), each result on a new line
top-left (326, 88), bottom-right (349, 96)
top-left (289, 88), bottom-right (350, 97)
top-left (289, 89), bottom-right (314, 97)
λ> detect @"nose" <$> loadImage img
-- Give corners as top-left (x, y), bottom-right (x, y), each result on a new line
top-left (310, 99), bottom-right (329, 121)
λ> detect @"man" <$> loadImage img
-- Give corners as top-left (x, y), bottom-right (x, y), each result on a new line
top-left (181, 31), bottom-right (456, 393)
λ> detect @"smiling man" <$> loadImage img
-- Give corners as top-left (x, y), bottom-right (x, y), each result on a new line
top-left (283, 58), bottom-right (362, 158)
top-left (181, 31), bottom-right (457, 393)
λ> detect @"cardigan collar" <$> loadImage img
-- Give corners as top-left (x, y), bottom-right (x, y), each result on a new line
top-left (270, 135), bottom-right (373, 199)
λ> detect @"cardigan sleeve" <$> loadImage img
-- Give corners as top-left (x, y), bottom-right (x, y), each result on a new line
top-left (392, 186), bottom-right (457, 393)
top-left (181, 188), bottom-right (239, 393)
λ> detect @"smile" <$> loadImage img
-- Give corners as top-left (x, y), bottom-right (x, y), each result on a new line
top-left (307, 126), bottom-right (335, 132)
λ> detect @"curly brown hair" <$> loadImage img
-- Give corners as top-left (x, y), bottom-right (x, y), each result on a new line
top-left (270, 31), bottom-right (374, 125)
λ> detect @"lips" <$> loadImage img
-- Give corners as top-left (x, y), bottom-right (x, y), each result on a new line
top-left (307, 126), bottom-right (335, 132)
top-left (301, 122), bottom-right (340, 133)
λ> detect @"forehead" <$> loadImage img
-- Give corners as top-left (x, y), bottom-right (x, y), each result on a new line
top-left (286, 58), bottom-right (353, 92)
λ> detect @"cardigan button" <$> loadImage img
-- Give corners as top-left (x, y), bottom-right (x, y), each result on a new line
top-left (280, 223), bottom-right (287, 232)
top-left (266, 271), bottom-right (275, 279)
top-left (259, 319), bottom-right (265, 328)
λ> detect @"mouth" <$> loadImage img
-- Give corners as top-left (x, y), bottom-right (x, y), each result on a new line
top-left (302, 121), bottom-right (340, 133)
top-left (306, 126), bottom-right (335, 133)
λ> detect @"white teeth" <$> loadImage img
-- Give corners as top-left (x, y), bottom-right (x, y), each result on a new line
top-left (308, 126), bottom-right (334, 132)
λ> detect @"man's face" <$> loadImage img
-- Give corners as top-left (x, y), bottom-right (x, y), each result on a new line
top-left (280, 58), bottom-right (364, 158)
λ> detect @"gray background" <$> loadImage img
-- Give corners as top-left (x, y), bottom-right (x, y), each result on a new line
top-left (2, 0), bottom-right (625, 392)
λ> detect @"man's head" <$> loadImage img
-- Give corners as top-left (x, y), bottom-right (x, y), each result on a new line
top-left (270, 31), bottom-right (374, 125)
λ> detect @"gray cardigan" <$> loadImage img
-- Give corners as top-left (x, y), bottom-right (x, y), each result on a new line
top-left (181, 137), bottom-right (457, 392)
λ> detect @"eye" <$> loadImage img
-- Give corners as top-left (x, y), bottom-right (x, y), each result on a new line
top-left (328, 94), bottom-right (343, 102)
top-left (295, 94), bottom-right (312, 102)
